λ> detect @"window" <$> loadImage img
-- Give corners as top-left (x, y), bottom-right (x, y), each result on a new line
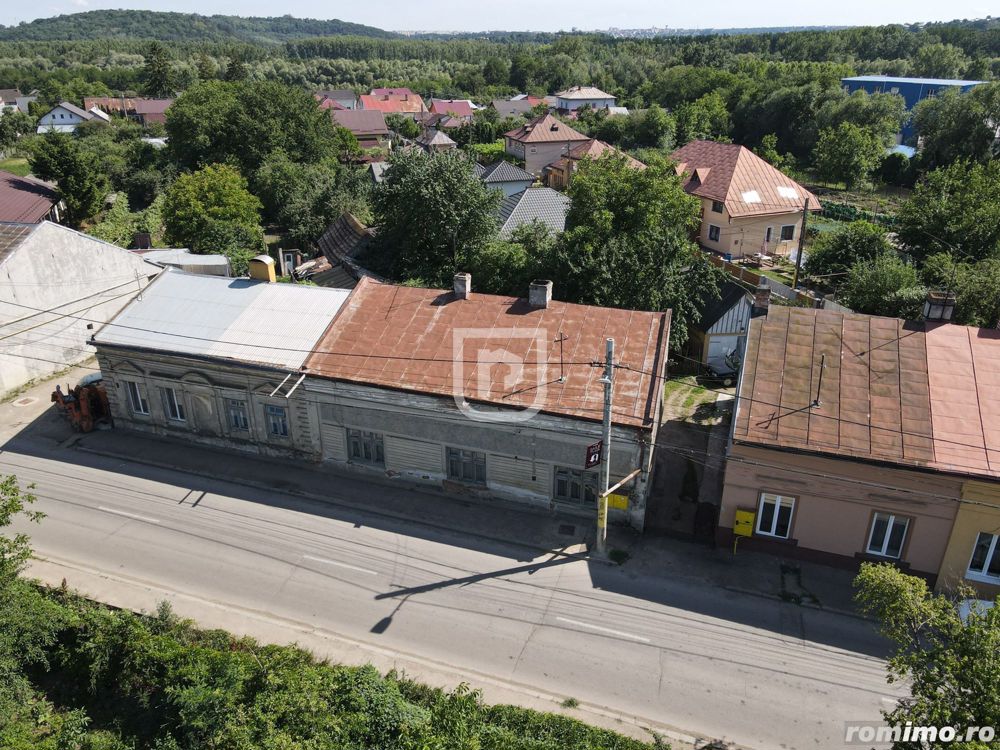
top-left (756, 493), bottom-right (794, 538)
top-left (265, 404), bottom-right (289, 437)
top-left (967, 533), bottom-right (1000, 582)
top-left (708, 224), bottom-right (721, 242)
top-left (162, 387), bottom-right (185, 422)
top-left (866, 513), bottom-right (908, 558)
top-left (711, 200), bottom-right (724, 214)
top-left (780, 225), bottom-right (795, 241)
top-left (765, 226), bottom-right (773, 243)
top-left (227, 399), bottom-right (250, 431)
top-left (447, 447), bottom-right (486, 484)
top-left (125, 381), bottom-right (149, 415)
top-left (348, 429), bottom-right (384, 466)
top-left (553, 467), bottom-right (598, 507)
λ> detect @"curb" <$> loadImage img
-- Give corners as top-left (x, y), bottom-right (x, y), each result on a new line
top-left (721, 585), bottom-right (873, 622)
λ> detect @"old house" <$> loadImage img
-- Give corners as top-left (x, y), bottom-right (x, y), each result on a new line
top-left (429, 99), bottom-right (475, 120)
top-left (479, 161), bottom-right (535, 197)
top-left (93, 273), bottom-right (670, 529)
top-left (496, 187), bottom-right (570, 239)
top-left (544, 138), bottom-right (645, 189)
top-left (316, 89), bottom-right (357, 110)
top-left (688, 280), bottom-right (752, 376)
top-left (359, 93), bottom-right (427, 119)
top-left (671, 140), bottom-right (820, 260)
top-left (36, 101), bottom-right (110, 134)
top-left (415, 128), bottom-right (457, 153)
top-left (504, 114), bottom-right (589, 177)
top-left (489, 99), bottom-right (536, 118)
top-left (554, 86), bottom-right (616, 111)
top-left (0, 171), bottom-right (62, 223)
top-left (0, 221), bottom-right (160, 396)
top-left (718, 304), bottom-right (1000, 589)
top-left (330, 109), bottom-right (390, 148)
top-left (84, 97), bottom-right (173, 126)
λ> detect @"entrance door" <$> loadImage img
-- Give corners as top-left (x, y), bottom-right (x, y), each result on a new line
top-left (706, 335), bottom-right (740, 374)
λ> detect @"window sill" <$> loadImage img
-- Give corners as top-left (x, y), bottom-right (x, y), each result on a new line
top-left (965, 572), bottom-right (1000, 585)
top-left (753, 533), bottom-right (796, 544)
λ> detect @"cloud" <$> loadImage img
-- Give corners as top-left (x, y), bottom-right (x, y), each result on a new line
top-left (71, 0), bottom-right (89, 6)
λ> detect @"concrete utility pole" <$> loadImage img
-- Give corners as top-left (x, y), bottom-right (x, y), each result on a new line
top-left (596, 337), bottom-right (614, 555)
top-left (792, 197), bottom-right (810, 289)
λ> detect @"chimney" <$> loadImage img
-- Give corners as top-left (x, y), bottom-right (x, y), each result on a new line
top-left (453, 272), bottom-right (471, 299)
top-left (529, 279), bottom-right (553, 309)
top-left (751, 281), bottom-right (771, 318)
top-left (248, 255), bottom-right (276, 283)
top-left (922, 289), bottom-right (956, 322)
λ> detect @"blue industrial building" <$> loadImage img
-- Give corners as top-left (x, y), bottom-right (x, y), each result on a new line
top-left (841, 75), bottom-right (985, 141)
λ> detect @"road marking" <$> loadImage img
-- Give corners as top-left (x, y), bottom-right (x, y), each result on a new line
top-left (555, 616), bottom-right (651, 643)
top-left (302, 554), bottom-right (378, 576)
top-left (97, 506), bottom-right (161, 524)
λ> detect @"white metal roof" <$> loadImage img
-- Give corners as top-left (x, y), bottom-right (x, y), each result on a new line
top-left (94, 268), bottom-right (351, 370)
top-left (138, 249), bottom-right (230, 267)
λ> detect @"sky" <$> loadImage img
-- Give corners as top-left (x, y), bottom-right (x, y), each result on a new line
top-left (1, 0), bottom-right (995, 33)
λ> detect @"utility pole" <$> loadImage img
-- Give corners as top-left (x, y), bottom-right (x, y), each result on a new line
top-left (792, 197), bottom-right (810, 289)
top-left (596, 337), bottom-right (614, 556)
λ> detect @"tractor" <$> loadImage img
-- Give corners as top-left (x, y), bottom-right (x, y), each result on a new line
top-left (51, 373), bottom-right (112, 433)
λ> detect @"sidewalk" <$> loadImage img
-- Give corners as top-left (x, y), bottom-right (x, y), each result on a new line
top-left (71, 424), bottom-right (865, 618)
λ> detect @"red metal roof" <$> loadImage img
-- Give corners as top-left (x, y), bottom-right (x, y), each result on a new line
top-left (359, 93), bottom-right (426, 114)
top-left (734, 306), bottom-right (1000, 479)
top-left (304, 277), bottom-right (669, 429)
top-left (371, 87), bottom-right (415, 97)
top-left (0, 171), bottom-right (58, 223)
top-left (504, 113), bottom-right (589, 144)
top-left (430, 99), bottom-right (474, 118)
top-left (670, 140), bottom-right (820, 219)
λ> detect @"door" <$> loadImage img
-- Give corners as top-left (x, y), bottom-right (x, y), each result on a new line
top-left (706, 335), bottom-right (740, 374)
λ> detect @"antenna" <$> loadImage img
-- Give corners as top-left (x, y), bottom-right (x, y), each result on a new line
top-left (555, 331), bottom-right (568, 382)
top-left (812, 353), bottom-right (826, 407)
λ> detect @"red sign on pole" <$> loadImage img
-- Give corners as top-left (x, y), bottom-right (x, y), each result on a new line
top-left (585, 441), bottom-right (602, 469)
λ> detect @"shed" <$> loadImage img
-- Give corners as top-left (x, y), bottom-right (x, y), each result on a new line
top-left (690, 280), bottom-right (752, 375)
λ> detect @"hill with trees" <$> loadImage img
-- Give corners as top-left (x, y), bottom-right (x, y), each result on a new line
top-left (0, 10), bottom-right (397, 43)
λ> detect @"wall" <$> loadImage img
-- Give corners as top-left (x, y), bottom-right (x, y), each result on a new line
top-left (697, 199), bottom-right (801, 259)
top-left (95, 347), bottom-right (661, 530)
top-left (558, 97), bottom-right (616, 111)
top-left (936, 481), bottom-right (1000, 598)
top-left (506, 140), bottom-right (578, 177)
top-left (0, 223), bottom-right (159, 397)
top-left (490, 179), bottom-right (534, 198)
top-left (717, 443), bottom-right (961, 579)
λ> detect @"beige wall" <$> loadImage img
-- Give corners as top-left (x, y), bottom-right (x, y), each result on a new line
top-left (505, 138), bottom-right (577, 176)
top-left (698, 199), bottom-right (801, 259)
top-left (936, 481), bottom-right (1000, 597)
top-left (719, 443), bottom-right (960, 577)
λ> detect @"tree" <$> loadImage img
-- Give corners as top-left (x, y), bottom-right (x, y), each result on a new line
top-left (675, 91), bottom-right (730, 145)
top-left (912, 83), bottom-right (1000, 170)
top-left (162, 164), bottom-right (263, 272)
top-left (855, 563), bottom-right (999, 747)
top-left (142, 41), bottom-right (173, 97)
top-left (223, 54), bottom-right (249, 82)
top-left (28, 132), bottom-right (108, 225)
top-left (0, 475), bottom-right (42, 586)
top-left (470, 220), bottom-right (556, 296)
top-left (628, 104), bottom-right (676, 149)
top-left (921, 253), bottom-right (1000, 329)
top-left (385, 113), bottom-right (420, 140)
top-left (814, 90), bottom-right (906, 147)
top-left (370, 149), bottom-right (500, 286)
top-left (549, 155), bottom-right (722, 346)
top-left (195, 52), bottom-right (216, 80)
top-left (912, 43), bottom-right (969, 79)
top-left (812, 122), bottom-right (884, 188)
top-left (753, 133), bottom-right (793, 172)
top-left (896, 160), bottom-right (1000, 263)
top-left (839, 252), bottom-right (925, 319)
top-left (804, 221), bottom-right (893, 279)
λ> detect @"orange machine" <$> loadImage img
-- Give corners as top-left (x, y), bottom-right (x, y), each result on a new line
top-left (51, 374), bottom-right (112, 433)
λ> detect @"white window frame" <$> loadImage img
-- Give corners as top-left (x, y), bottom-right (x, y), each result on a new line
top-left (227, 399), bottom-right (250, 431)
top-left (755, 493), bottom-right (795, 539)
top-left (780, 224), bottom-right (795, 241)
top-left (708, 224), bottom-right (721, 242)
top-left (265, 404), bottom-right (289, 438)
top-left (125, 380), bottom-right (149, 415)
top-left (866, 512), bottom-right (909, 559)
top-left (162, 387), bottom-right (185, 422)
top-left (967, 532), bottom-right (1000, 583)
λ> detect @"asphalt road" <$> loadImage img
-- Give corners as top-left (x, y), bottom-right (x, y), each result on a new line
top-left (0, 402), bottom-right (900, 749)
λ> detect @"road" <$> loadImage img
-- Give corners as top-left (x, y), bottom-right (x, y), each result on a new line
top-left (0, 392), bottom-right (899, 750)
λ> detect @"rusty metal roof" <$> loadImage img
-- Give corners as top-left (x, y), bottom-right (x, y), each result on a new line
top-left (734, 306), bottom-right (1000, 479)
top-left (304, 277), bottom-right (669, 428)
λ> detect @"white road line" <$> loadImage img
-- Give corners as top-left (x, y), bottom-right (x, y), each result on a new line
top-left (302, 554), bottom-right (379, 576)
top-left (555, 616), bottom-right (651, 643)
top-left (97, 506), bottom-right (161, 524)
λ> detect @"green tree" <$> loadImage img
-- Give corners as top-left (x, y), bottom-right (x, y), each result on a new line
top-left (550, 154), bottom-right (722, 346)
top-left (0, 110), bottom-right (36, 152)
top-left (162, 164), bottom-right (263, 272)
top-left (815, 90), bottom-right (906, 147)
top-left (28, 132), bottom-right (108, 225)
top-left (839, 252), bottom-right (925, 319)
top-left (855, 563), bottom-right (999, 748)
top-left (628, 104), bottom-right (676, 149)
top-left (675, 91), bottom-right (730, 145)
top-left (142, 41), bottom-right (174, 97)
top-left (812, 122), bottom-right (884, 188)
top-left (911, 43), bottom-right (969, 79)
top-left (896, 160), bottom-right (1000, 263)
top-left (385, 112), bottom-right (420, 140)
top-left (223, 54), bottom-right (249, 82)
top-left (370, 149), bottom-right (500, 286)
top-left (805, 221), bottom-right (893, 279)
top-left (195, 52), bottom-right (216, 80)
top-left (912, 83), bottom-right (1000, 170)
top-left (921, 253), bottom-right (1000, 329)
top-left (470, 220), bottom-right (556, 296)
top-left (753, 133), bottom-right (793, 172)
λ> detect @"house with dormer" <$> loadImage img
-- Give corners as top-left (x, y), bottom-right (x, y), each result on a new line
top-left (504, 114), bottom-right (589, 177)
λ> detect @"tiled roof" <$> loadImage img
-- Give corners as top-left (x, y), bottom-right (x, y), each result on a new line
top-left (504, 113), bottom-right (589, 144)
top-left (416, 128), bottom-right (456, 148)
top-left (0, 88), bottom-right (21, 102)
top-left (497, 187), bottom-right (570, 239)
top-left (555, 86), bottom-right (615, 100)
top-left (733, 306), bottom-right (1000, 480)
top-left (85, 97), bottom-right (172, 115)
top-left (360, 93), bottom-right (426, 114)
top-left (304, 277), bottom-right (669, 428)
top-left (490, 99), bottom-right (535, 117)
top-left (318, 99), bottom-right (347, 110)
top-left (317, 213), bottom-right (376, 262)
top-left (316, 89), bottom-right (356, 101)
top-left (331, 109), bottom-right (389, 136)
top-left (564, 139), bottom-right (645, 168)
top-left (371, 87), bottom-right (415, 96)
top-left (430, 99), bottom-right (474, 118)
top-left (0, 172), bottom-right (59, 223)
top-left (670, 140), bottom-right (820, 219)
top-left (53, 101), bottom-right (93, 120)
top-left (480, 160), bottom-right (534, 184)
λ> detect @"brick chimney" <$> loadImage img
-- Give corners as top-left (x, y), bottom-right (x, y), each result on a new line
top-left (529, 279), bottom-right (553, 309)
top-left (453, 272), bottom-right (471, 300)
top-left (751, 282), bottom-right (771, 318)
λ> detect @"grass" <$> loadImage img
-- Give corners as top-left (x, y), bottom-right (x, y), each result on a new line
top-left (0, 156), bottom-right (31, 177)
top-left (560, 697), bottom-right (580, 709)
